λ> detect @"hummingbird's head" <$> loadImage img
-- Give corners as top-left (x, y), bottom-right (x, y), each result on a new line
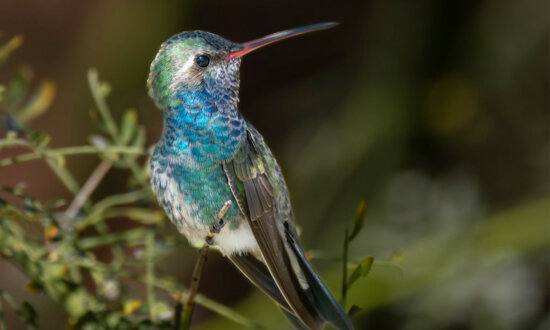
top-left (147, 31), bottom-right (242, 109)
top-left (148, 23), bottom-right (338, 110)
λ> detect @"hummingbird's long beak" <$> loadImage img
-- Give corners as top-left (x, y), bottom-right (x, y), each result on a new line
top-left (227, 22), bottom-right (338, 61)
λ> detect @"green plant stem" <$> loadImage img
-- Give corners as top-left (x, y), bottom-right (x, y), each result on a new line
top-left (65, 159), bottom-right (112, 219)
top-left (77, 227), bottom-right (154, 250)
top-left (342, 228), bottom-right (349, 310)
top-left (179, 201), bottom-right (232, 329)
top-left (0, 139), bottom-right (82, 194)
top-left (45, 158), bottom-right (81, 195)
top-left (0, 145), bottom-right (144, 167)
top-left (145, 232), bottom-right (156, 322)
top-left (0, 295), bottom-right (6, 330)
top-left (76, 190), bottom-right (148, 230)
top-left (180, 243), bottom-right (209, 330)
top-left (0, 34), bottom-right (24, 63)
top-left (87, 69), bottom-right (118, 140)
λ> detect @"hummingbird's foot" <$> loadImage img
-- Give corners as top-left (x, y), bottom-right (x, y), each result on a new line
top-left (204, 200), bottom-right (233, 246)
top-left (206, 234), bottom-right (215, 246)
top-left (210, 217), bottom-right (225, 234)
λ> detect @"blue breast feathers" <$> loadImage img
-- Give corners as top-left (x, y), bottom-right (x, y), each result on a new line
top-left (160, 89), bottom-right (245, 166)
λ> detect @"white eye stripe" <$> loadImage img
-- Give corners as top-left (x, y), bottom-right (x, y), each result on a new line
top-left (169, 56), bottom-right (197, 91)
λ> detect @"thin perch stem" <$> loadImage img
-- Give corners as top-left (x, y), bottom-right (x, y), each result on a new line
top-left (177, 200), bottom-right (232, 329)
top-left (145, 232), bottom-right (156, 322)
top-left (64, 159), bottom-right (112, 219)
top-left (88, 69), bottom-right (119, 140)
top-left (0, 295), bottom-right (6, 330)
top-left (342, 228), bottom-right (349, 310)
top-left (180, 243), bottom-right (209, 329)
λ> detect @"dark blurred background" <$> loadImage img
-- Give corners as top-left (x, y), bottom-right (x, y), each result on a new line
top-left (0, 1), bottom-right (548, 329)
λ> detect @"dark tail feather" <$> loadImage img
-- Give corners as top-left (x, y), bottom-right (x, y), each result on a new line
top-left (229, 254), bottom-right (291, 310)
top-left (285, 228), bottom-right (354, 330)
top-left (281, 308), bottom-right (309, 330)
top-left (248, 210), bottom-right (323, 329)
top-left (229, 254), bottom-right (309, 330)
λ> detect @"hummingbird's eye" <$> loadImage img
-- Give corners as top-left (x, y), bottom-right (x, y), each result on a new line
top-left (195, 55), bottom-right (210, 68)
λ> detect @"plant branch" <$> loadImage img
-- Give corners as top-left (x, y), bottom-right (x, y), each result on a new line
top-left (64, 159), bottom-right (112, 219)
top-left (342, 228), bottom-right (349, 309)
top-left (0, 145), bottom-right (144, 167)
top-left (179, 243), bottom-right (209, 329)
top-left (177, 200), bottom-right (232, 330)
top-left (145, 232), bottom-right (156, 322)
top-left (87, 69), bottom-right (118, 140)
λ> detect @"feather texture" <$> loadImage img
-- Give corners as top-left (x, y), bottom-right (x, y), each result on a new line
top-left (222, 124), bottom-right (352, 329)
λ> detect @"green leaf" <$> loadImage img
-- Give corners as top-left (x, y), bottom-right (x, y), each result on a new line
top-left (17, 80), bottom-right (56, 121)
top-left (0, 35), bottom-right (23, 64)
top-left (28, 130), bottom-right (51, 147)
top-left (20, 301), bottom-right (38, 327)
top-left (4, 66), bottom-right (32, 113)
top-left (347, 200), bottom-right (368, 242)
top-left (118, 108), bottom-right (138, 145)
top-left (132, 126), bottom-right (146, 148)
top-left (88, 69), bottom-right (118, 140)
top-left (346, 256), bottom-right (374, 290)
top-left (347, 304), bottom-right (363, 317)
top-left (23, 197), bottom-right (37, 214)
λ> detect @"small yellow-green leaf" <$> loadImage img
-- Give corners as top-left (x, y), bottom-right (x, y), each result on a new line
top-left (346, 256), bottom-right (374, 290)
top-left (28, 130), bottom-right (50, 147)
top-left (0, 35), bottom-right (23, 63)
top-left (118, 108), bottom-right (138, 145)
top-left (45, 198), bottom-right (66, 209)
top-left (25, 280), bottom-right (43, 294)
top-left (123, 299), bottom-right (142, 315)
top-left (44, 263), bottom-right (69, 279)
top-left (347, 304), bottom-right (363, 317)
top-left (17, 80), bottom-right (56, 121)
top-left (4, 66), bottom-right (32, 112)
top-left (347, 200), bottom-right (368, 242)
top-left (391, 251), bottom-right (404, 263)
top-left (21, 301), bottom-right (38, 326)
top-left (44, 223), bottom-right (60, 242)
top-left (152, 301), bottom-right (173, 321)
top-left (98, 81), bottom-right (111, 98)
top-left (131, 126), bottom-right (146, 148)
top-left (23, 197), bottom-right (37, 214)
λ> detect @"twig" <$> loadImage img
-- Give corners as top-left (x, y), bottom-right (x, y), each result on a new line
top-left (64, 159), bottom-right (112, 219)
top-left (341, 228), bottom-right (349, 309)
top-left (145, 232), bottom-right (156, 322)
top-left (179, 243), bottom-right (209, 329)
top-left (0, 145), bottom-right (144, 167)
top-left (87, 69), bottom-right (119, 140)
top-left (176, 200), bottom-right (232, 330)
top-left (0, 138), bottom-right (82, 194)
top-left (0, 295), bottom-right (6, 330)
top-left (45, 158), bottom-right (81, 195)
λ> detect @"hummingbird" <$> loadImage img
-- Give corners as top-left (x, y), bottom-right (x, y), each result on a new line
top-left (148, 22), bottom-right (352, 330)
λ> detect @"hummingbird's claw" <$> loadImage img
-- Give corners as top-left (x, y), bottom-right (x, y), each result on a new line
top-left (210, 218), bottom-right (225, 234)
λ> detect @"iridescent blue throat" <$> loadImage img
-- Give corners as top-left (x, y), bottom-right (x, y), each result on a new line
top-left (157, 87), bottom-right (246, 168)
